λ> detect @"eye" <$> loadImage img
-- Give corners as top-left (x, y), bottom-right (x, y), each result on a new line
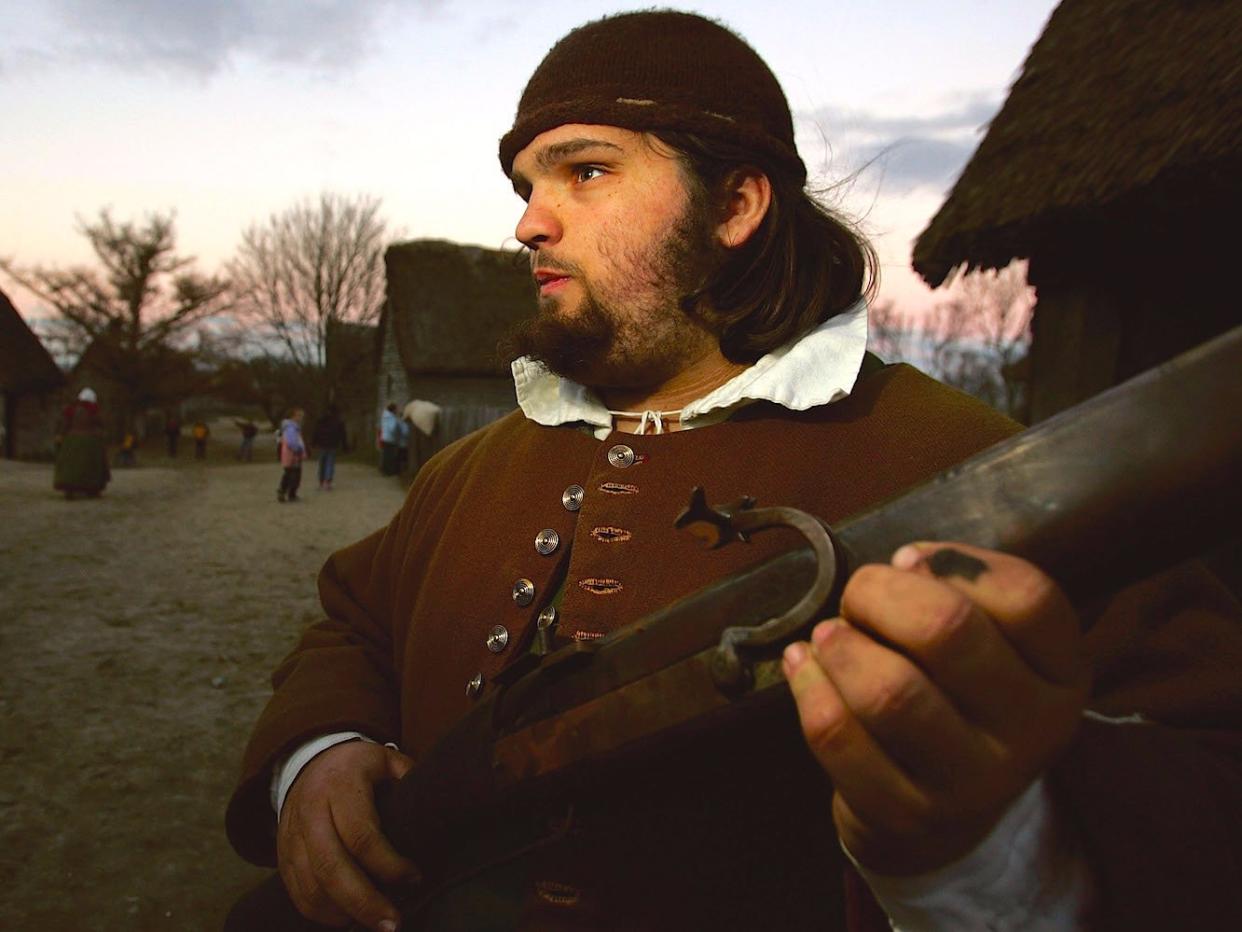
top-left (574, 164), bottom-right (606, 184)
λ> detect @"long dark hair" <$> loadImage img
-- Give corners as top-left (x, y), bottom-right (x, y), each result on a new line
top-left (652, 130), bottom-right (877, 362)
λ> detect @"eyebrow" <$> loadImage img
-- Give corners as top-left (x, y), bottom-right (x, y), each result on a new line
top-left (511, 137), bottom-right (624, 190)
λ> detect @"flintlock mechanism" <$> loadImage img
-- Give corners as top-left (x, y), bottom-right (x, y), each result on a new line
top-left (674, 486), bottom-right (845, 693)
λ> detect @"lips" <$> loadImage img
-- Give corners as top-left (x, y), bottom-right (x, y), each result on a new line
top-left (533, 269), bottom-right (571, 295)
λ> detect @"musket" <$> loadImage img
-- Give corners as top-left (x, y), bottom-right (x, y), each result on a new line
top-left (375, 325), bottom-right (1242, 920)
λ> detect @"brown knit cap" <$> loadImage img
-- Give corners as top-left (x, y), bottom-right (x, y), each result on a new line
top-left (499, 10), bottom-right (806, 184)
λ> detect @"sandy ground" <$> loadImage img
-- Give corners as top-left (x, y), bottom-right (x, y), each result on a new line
top-left (0, 424), bottom-right (408, 929)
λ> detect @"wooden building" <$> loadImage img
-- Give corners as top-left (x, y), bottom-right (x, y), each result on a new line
top-left (378, 239), bottom-right (534, 471)
top-left (324, 317), bottom-right (380, 457)
top-left (913, 0), bottom-right (1241, 423)
top-left (0, 288), bottom-right (65, 459)
top-left (66, 329), bottom-right (132, 442)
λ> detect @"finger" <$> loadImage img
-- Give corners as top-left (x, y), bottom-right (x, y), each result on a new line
top-left (807, 619), bottom-right (993, 787)
top-left (384, 747), bottom-right (415, 782)
top-left (303, 806), bottom-right (401, 931)
top-left (893, 542), bottom-right (1085, 685)
top-left (277, 811), bottom-right (316, 918)
top-left (840, 563), bottom-right (1050, 732)
top-left (783, 640), bottom-right (931, 832)
top-left (331, 790), bottom-right (420, 885)
top-left (282, 840), bottom-right (352, 927)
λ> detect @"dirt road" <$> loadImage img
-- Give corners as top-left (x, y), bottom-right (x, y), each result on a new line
top-left (0, 435), bottom-right (407, 929)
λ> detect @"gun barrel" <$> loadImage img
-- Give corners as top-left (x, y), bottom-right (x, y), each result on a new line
top-left (838, 323), bottom-right (1242, 601)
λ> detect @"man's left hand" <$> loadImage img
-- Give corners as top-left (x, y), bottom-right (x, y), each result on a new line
top-left (784, 542), bottom-right (1090, 876)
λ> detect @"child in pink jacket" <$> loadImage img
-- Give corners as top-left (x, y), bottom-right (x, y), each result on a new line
top-left (276, 408), bottom-right (307, 503)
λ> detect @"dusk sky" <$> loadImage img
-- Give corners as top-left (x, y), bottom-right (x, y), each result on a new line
top-left (1, 0), bottom-right (1059, 317)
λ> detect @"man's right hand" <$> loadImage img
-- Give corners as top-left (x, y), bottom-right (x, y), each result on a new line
top-left (277, 740), bottom-right (418, 930)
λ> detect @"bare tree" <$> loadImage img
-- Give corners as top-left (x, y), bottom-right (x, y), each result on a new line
top-left (229, 193), bottom-right (388, 404)
top-left (867, 296), bottom-right (974, 378)
top-left (867, 261), bottom-right (1034, 420)
top-left (935, 261), bottom-right (1034, 417)
top-left (867, 298), bottom-right (922, 363)
top-left (210, 353), bottom-right (311, 428)
top-left (0, 210), bottom-right (229, 432)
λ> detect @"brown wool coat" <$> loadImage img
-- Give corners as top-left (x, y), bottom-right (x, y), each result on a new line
top-left (228, 363), bottom-right (1242, 930)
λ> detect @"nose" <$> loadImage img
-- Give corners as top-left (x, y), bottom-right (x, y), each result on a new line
top-left (515, 190), bottom-right (562, 251)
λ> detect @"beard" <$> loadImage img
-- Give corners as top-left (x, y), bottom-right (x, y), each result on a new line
top-left (500, 190), bottom-right (721, 389)
top-left (501, 270), bottom-right (618, 383)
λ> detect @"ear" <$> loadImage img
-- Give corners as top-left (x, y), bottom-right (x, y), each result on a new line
top-left (715, 168), bottom-right (772, 250)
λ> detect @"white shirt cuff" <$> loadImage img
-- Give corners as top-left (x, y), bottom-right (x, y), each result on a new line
top-left (270, 731), bottom-right (375, 818)
top-left (848, 777), bottom-right (1094, 931)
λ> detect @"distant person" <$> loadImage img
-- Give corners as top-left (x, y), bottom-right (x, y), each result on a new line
top-left (395, 414), bottom-right (411, 474)
top-left (53, 387), bottom-right (110, 499)
top-left (403, 398), bottom-right (442, 474)
top-left (378, 403), bottom-right (400, 476)
top-left (164, 414), bottom-right (181, 458)
top-left (311, 405), bottom-right (347, 491)
top-left (192, 420), bottom-right (210, 459)
top-left (235, 419), bottom-right (259, 462)
top-left (118, 430), bottom-right (137, 468)
top-left (277, 408), bottom-right (307, 503)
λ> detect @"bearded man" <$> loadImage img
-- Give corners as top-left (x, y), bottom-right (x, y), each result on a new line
top-left (226, 11), bottom-right (1242, 932)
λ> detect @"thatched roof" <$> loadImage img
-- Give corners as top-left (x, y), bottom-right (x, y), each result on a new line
top-left (325, 317), bottom-right (381, 369)
top-left (0, 288), bottom-right (65, 392)
top-left (385, 240), bottom-right (534, 376)
top-left (914, 0), bottom-right (1242, 287)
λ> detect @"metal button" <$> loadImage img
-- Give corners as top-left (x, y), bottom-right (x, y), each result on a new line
top-left (465, 673), bottom-right (484, 698)
top-left (562, 484), bottom-right (584, 512)
top-left (486, 625), bottom-right (510, 653)
top-left (535, 528), bottom-right (560, 555)
top-left (512, 578), bottom-right (535, 607)
top-left (537, 605), bottom-right (558, 629)
top-left (607, 444), bottom-right (635, 468)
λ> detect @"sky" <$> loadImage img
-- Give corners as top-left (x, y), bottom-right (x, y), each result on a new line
top-left (0, 0), bottom-right (1060, 318)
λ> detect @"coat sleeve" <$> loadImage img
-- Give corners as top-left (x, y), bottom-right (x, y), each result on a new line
top-left (1049, 560), bottom-right (1242, 928)
top-left (225, 510), bottom-right (411, 866)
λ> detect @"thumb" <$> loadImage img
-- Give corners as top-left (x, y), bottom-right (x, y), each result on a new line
top-left (384, 746), bottom-right (415, 781)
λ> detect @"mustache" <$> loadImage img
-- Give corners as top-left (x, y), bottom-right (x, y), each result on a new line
top-left (529, 253), bottom-right (583, 278)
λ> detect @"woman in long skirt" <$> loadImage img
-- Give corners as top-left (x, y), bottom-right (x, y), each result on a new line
top-left (53, 387), bottom-right (110, 499)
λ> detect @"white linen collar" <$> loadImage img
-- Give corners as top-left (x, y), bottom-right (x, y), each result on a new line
top-left (512, 298), bottom-right (869, 431)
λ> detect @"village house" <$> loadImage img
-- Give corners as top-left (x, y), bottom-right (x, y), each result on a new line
top-left (377, 239), bottom-right (534, 473)
top-left (65, 323), bottom-right (202, 444)
top-left (1, 288), bottom-right (65, 459)
top-left (913, 0), bottom-right (1241, 423)
top-left (324, 316), bottom-right (380, 457)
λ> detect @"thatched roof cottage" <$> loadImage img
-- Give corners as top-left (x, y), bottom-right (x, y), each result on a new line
top-left (914, 0), bottom-right (1241, 422)
top-left (1, 288), bottom-right (66, 458)
top-left (323, 316), bottom-right (380, 457)
top-left (378, 240), bottom-right (534, 470)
